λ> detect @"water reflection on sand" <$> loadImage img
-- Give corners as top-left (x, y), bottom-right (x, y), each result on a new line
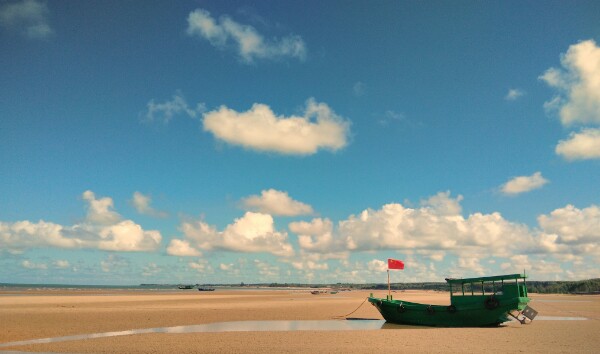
top-left (0, 317), bottom-right (587, 349)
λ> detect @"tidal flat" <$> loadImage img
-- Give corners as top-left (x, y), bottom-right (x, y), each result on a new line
top-left (0, 289), bottom-right (598, 353)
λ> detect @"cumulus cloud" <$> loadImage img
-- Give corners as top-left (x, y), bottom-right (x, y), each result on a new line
top-left (253, 259), bottom-right (281, 278)
top-left (82, 190), bottom-right (121, 225)
top-left (286, 192), bottom-right (600, 270)
top-left (240, 189), bottom-right (313, 216)
top-left (186, 8), bottom-right (306, 63)
top-left (367, 259), bottom-right (387, 272)
top-left (538, 204), bottom-right (600, 245)
top-left (53, 260), bottom-right (70, 269)
top-left (505, 88), bottom-right (525, 101)
top-left (289, 218), bottom-right (335, 252)
top-left (0, 191), bottom-right (162, 253)
top-left (143, 92), bottom-right (205, 124)
top-left (540, 40), bottom-right (600, 126)
top-left (101, 254), bottom-right (129, 273)
top-left (203, 98), bottom-right (351, 155)
top-left (131, 192), bottom-right (168, 218)
top-left (0, 0), bottom-right (53, 39)
top-left (291, 258), bottom-right (328, 271)
top-left (21, 260), bottom-right (47, 270)
top-left (188, 259), bottom-right (213, 273)
top-left (166, 239), bottom-right (202, 257)
top-left (555, 128), bottom-right (600, 160)
top-left (338, 194), bottom-right (531, 255)
top-left (291, 192), bottom-right (565, 259)
top-left (501, 255), bottom-right (564, 276)
top-left (500, 172), bottom-right (549, 195)
top-left (170, 212), bottom-right (294, 257)
top-left (142, 262), bottom-right (160, 277)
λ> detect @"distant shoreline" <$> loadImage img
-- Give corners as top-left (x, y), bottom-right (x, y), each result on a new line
top-left (2, 278), bottom-right (599, 294)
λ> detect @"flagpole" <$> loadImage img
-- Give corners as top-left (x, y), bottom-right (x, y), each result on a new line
top-left (387, 269), bottom-right (391, 297)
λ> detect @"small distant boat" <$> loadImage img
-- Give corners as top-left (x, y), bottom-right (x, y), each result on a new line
top-left (178, 285), bottom-right (194, 290)
top-left (197, 287), bottom-right (215, 292)
top-left (368, 273), bottom-right (537, 327)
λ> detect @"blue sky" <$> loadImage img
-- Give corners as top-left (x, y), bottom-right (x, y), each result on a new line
top-left (1, 0), bottom-right (599, 285)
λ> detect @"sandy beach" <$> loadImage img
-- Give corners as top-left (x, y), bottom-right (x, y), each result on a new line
top-left (0, 289), bottom-right (598, 353)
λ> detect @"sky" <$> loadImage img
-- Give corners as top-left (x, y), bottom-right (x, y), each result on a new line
top-left (1, 0), bottom-right (599, 285)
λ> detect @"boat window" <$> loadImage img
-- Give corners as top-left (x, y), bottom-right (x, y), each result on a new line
top-left (452, 281), bottom-right (500, 296)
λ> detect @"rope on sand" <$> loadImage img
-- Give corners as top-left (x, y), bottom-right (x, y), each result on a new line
top-left (332, 297), bottom-right (369, 319)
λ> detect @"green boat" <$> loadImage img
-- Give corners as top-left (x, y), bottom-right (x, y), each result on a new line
top-left (368, 273), bottom-right (537, 327)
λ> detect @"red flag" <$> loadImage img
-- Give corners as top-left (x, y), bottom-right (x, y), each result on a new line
top-left (388, 258), bottom-right (404, 270)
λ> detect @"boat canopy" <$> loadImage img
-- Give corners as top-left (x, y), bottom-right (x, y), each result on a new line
top-left (445, 273), bottom-right (526, 285)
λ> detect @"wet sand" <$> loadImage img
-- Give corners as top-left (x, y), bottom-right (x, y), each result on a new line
top-left (0, 289), bottom-right (598, 353)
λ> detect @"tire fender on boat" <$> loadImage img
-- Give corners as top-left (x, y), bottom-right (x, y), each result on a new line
top-left (446, 305), bottom-right (457, 313)
top-left (426, 305), bottom-right (435, 314)
top-left (397, 304), bottom-right (406, 313)
top-left (484, 295), bottom-right (500, 310)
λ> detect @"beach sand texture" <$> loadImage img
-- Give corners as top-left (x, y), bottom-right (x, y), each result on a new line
top-left (0, 289), bottom-right (598, 353)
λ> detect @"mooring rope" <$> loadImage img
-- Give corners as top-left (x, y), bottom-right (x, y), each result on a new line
top-left (332, 297), bottom-right (370, 319)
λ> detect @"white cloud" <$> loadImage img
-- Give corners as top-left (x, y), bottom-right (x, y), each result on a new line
top-left (253, 259), bottom-right (280, 278)
top-left (421, 191), bottom-right (463, 215)
top-left (291, 259), bottom-right (328, 271)
top-left (95, 220), bottom-right (161, 252)
top-left (131, 192), bottom-right (168, 218)
top-left (289, 218), bottom-right (335, 252)
top-left (100, 254), bottom-right (128, 273)
top-left (555, 128), bottom-right (600, 160)
top-left (0, 191), bottom-right (162, 253)
top-left (142, 262), bottom-right (160, 277)
top-left (378, 110), bottom-right (405, 126)
top-left (186, 8), bottom-right (306, 63)
top-left (416, 250), bottom-right (446, 262)
top-left (505, 88), bottom-right (525, 101)
top-left (367, 259), bottom-right (387, 272)
top-left (0, 0), bottom-right (53, 39)
top-left (353, 82), bottom-right (365, 96)
top-left (540, 39), bottom-right (600, 126)
top-left (457, 257), bottom-right (485, 275)
top-left (188, 259), bottom-right (212, 273)
top-left (166, 239), bottom-right (202, 257)
top-left (203, 98), bottom-right (351, 155)
top-left (53, 260), bottom-right (70, 269)
top-left (500, 172), bottom-right (549, 195)
top-left (241, 189), bottom-right (313, 216)
top-left (144, 92), bottom-right (205, 123)
top-left (172, 212), bottom-right (294, 257)
top-left (538, 204), bottom-right (600, 245)
top-left (21, 260), bottom-right (47, 270)
top-left (292, 192), bottom-right (544, 259)
top-left (287, 193), bottom-right (598, 266)
top-left (501, 255), bottom-right (563, 276)
top-left (219, 263), bottom-right (234, 271)
top-left (82, 190), bottom-right (121, 225)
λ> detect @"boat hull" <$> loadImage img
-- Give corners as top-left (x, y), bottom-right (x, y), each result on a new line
top-left (368, 296), bottom-right (529, 327)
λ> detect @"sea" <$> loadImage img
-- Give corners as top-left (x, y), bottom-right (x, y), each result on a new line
top-left (0, 283), bottom-right (319, 293)
top-left (0, 283), bottom-right (178, 292)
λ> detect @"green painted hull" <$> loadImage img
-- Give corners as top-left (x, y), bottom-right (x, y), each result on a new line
top-left (368, 295), bottom-right (529, 327)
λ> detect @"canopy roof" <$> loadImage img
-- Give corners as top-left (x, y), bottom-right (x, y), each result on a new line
top-left (445, 273), bottom-right (526, 285)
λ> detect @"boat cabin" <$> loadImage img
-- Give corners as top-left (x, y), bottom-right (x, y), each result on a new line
top-left (445, 274), bottom-right (528, 307)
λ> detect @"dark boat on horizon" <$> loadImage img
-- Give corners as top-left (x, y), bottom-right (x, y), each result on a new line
top-left (197, 287), bottom-right (215, 292)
